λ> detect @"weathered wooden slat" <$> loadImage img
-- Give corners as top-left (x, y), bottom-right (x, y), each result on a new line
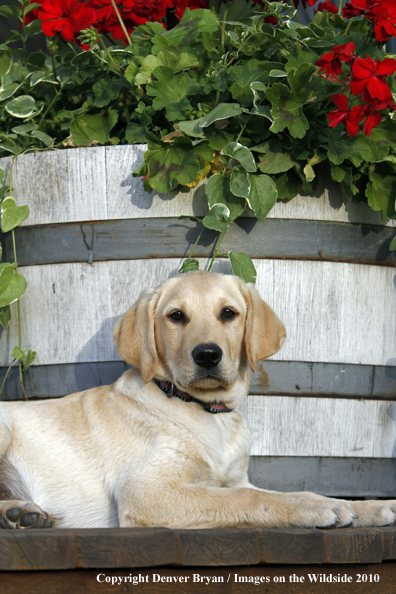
top-left (1, 147), bottom-right (395, 227)
top-left (3, 217), bottom-right (395, 266)
top-left (260, 529), bottom-right (327, 564)
top-left (1, 259), bottom-right (394, 368)
top-left (0, 527), bottom-right (394, 572)
top-left (176, 528), bottom-right (260, 566)
top-left (1, 360), bottom-right (395, 400)
top-left (324, 530), bottom-right (383, 564)
top-left (246, 396), bottom-right (396, 458)
top-left (1, 565), bottom-right (394, 594)
top-left (248, 456), bottom-right (396, 498)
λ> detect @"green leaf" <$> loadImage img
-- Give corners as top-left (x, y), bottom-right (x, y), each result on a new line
top-left (209, 203), bottom-right (231, 221)
top-left (11, 346), bottom-right (25, 361)
top-left (1, 197), bottom-right (29, 232)
top-left (0, 5), bottom-right (20, 18)
top-left (24, 3), bottom-right (41, 15)
top-left (146, 67), bottom-right (197, 121)
top-left (255, 141), bottom-right (295, 174)
top-left (178, 118), bottom-right (205, 138)
top-left (0, 265), bottom-right (27, 308)
top-left (161, 7), bottom-right (219, 46)
top-left (23, 349), bottom-right (36, 372)
top-left (228, 252), bottom-right (257, 285)
top-left (70, 111), bottom-right (118, 146)
top-left (11, 122), bottom-right (38, 136)
top-left (328, 132), bottom-right (375, 166)
top-left (0, 305), bottom-right (11, 332)
top-left (366, 171), bottom-right (396, 223)
top-left (390, 237), bottom-right (396, 251)
top-left (5, 95), bottom-right (37, 118)
top-left (157, 47), bottom-right (200, 74)
top-left (179, 258), bottom-right (200, 273)
top-left (205, 174), bottom-right (245, 222)
top-left (92, 77), bottom-right (126, 107)
top-left (0, 83), bottom-right (22, 101)
top-left (246, 174), bottom-right (278, 222)
top-left (0, 168), bottom-right (4, 185)
top-left (223, 142), bottom-right (257, 172)
top-left (144, 139), bottom-right (201, 193)
top-left (30, 72), bottom-right (58, 87)
top-left (199, 103), bottom-right (243, 128)
top-left (266, 83), bottom-right (310, 139)
top-left (31, 130), bottom-right (54, 147)
top-left (275, 172), bottom-right (300, 201)
top-left (125, 122), bottom-right (147, 144)
top-left (230, 166), bottom-right (250, 198)
top-left (304, 163), bottom-right (315, 183)
top-left (0, 50), bottom-right (12, 77)
top-left (202, 215), bottom-right (229, 233)
top-left (135, 55), bottom-right (160, 85)
top-left (229, 60), bottom-right (278, 106)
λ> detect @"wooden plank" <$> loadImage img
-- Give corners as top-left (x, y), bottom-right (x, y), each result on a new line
top-left (2, 360), bottom-right (394, 400)
top-left (0, 528), bottom-right (394, 572)
top-left (260, 529), bottom-right (327, 564)
top-left (324, 529), bottom-right (383, 564)
top-left (4, 218), bottom-right (396, 267)
top-left (245, 396), bottom-right (396, 458)
top-left (0, 258), bottom-right (394, 368)
top-left (1, 147), bottom-right (395, 227)
top-left (175, 528), bottom-right (260, 566)
top-left (248, 456), bottom-right (396, 498)
top-left (0, 565), bottom-right (393, 594)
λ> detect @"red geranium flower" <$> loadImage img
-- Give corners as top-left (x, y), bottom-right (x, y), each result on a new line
top-left (351, 55), bottom-right (396, 101)
top-left (37, 0), bottom-right (96, 42)
top-left (327, 94), bottom-right (361, 136)
top-left (369, 0), bottom-right (396, 43)
top-left (315, 1), bottom-right (337, 14)
top-left (342, 2), bottom-right (363, 18)
top-left (316, 42), bottom-right (356, 77)
top-left (348, 0), bottom-right (381, 11)
top-left (23, 0), bottom-right (45, 25)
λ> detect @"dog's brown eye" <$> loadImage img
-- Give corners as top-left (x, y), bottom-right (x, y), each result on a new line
top-left (222, 308), bottom-right (237, 320)
top-left (169, 311), bottom-right (185, 322)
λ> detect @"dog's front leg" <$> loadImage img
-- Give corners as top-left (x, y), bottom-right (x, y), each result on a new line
top-left (117, 482), bottom-right (358, 529)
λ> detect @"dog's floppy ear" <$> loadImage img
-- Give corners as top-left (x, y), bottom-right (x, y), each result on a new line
top-left (114, 288), bottom-right (159, 383)
top-left (242, 283), bottom-right (286, 372)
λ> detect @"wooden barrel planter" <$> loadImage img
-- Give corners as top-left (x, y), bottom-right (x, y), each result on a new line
top-left (0, 145), bottom-right (396, 500)
top-left (1, 146), bottom-right (396, 587)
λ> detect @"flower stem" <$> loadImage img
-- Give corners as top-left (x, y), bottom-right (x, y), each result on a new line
top-left (188, 225), bottom-right (205, 260)
top-left (110, 0), bottom-right (132, 46)
top-left (208, 231), bottom-right (226, 271)
top-left (0, 359), bottom-right (16, 399)
top-left (9, 158), bottom-right (27, 400)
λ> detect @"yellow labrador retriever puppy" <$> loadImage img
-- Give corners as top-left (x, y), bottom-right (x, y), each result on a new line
top-left (0, 271), bottom-right (395, 529)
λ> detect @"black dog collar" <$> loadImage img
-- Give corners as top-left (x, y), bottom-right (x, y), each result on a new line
top-left (153, 379), bottom-right (233, 414)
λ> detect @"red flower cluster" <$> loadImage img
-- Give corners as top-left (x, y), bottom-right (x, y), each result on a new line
top-left (342, 0), bottom-right (396, 43)
top-left (316, 42), bottom-right (356, 77)
top-left (315, 1), bottom-right (337, 15)
top-left (317, 42), bottom-right (396, 136)
top-left (24, 0), bottom-right (208, 45)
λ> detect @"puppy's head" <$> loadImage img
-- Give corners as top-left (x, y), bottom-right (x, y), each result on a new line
top-left (114, 271), bottom-right (286, 394)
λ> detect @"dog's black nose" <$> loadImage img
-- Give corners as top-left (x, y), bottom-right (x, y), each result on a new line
top-left (192, 343), bottom-right (223, 369)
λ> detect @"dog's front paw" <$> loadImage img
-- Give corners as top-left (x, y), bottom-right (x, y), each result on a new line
top-left (351, 500), bottom-right (396, 527)
top-left (283, 496), bottom-right (358, 529)
top-left (0, 500), bottom-right (55, 529)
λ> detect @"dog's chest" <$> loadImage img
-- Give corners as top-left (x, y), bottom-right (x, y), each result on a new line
top-left (191, 412), bottom-right (251, 487)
